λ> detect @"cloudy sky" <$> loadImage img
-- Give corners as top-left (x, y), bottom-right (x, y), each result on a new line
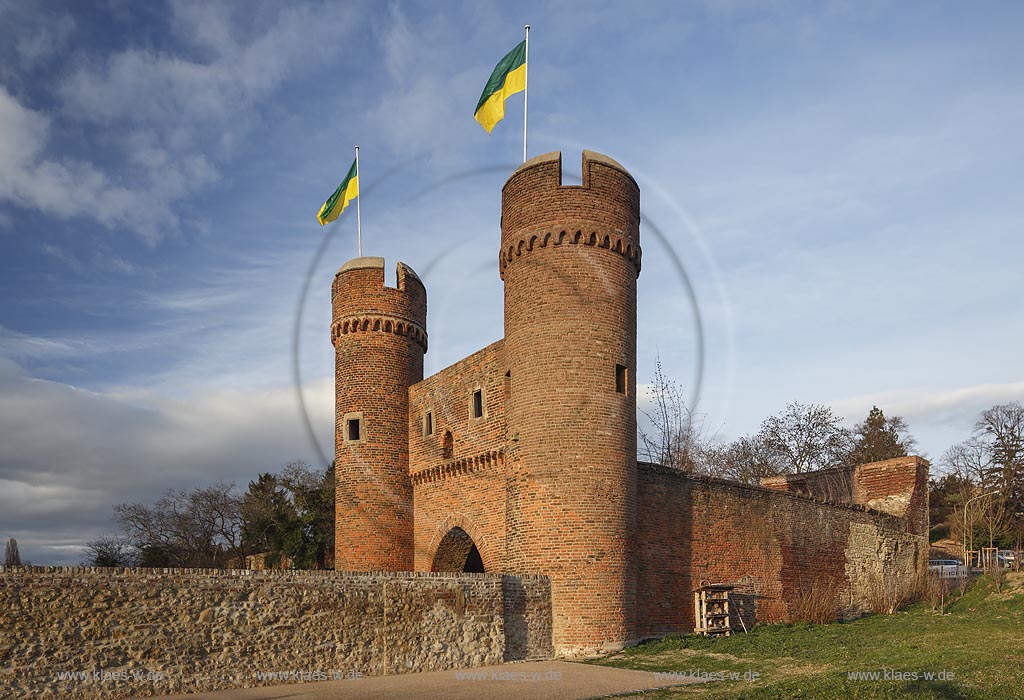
top-left (1, 0), bottom-right (1021, 565)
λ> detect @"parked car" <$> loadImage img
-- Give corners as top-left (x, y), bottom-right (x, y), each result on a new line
top-left (928, 559), bottom-right (968, 579)
top-left (996, 550), bottom-right (1017, 568)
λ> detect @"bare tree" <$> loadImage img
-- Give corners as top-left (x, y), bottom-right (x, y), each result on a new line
top-left (4, 538), bottom-right (21, 566)
top-left (702, 435), bottom-right (785, 485)
top-left (944, 402), bottom-right (1024, 549)
top-left (756, 401), bottom-right (852, 473)
top-left (975, 402), bottom-right (1024, 511)
top-left (638, 355), bottom-right (712, 473)
top-left (83, 536), bottom-right (136, 567)
top-left (115, 482), bottom-right (244, 568)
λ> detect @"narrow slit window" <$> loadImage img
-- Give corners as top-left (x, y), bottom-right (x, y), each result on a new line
top-left (347, 417), bottom-right (361, 441)
top-left (615, 364), bottom-right (628, 394)
top-left (472, 389), bottom-right (484, 418)
top-left (425, 411), bottom-right (433, 436)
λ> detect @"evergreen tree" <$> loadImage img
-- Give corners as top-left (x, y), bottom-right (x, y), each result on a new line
top-left (847, 406), bottom-right (916, 466)
top-left (4, 537), bottom-right (21, 566)
top-left (241, 472), bottom-right (296, 567)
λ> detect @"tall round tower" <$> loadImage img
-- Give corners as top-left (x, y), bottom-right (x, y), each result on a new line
top-left (331, 257), bottom-right (427, 571)
top-left (501, 150), bottom-right (642, 654)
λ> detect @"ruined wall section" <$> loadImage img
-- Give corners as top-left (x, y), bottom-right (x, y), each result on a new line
top-left (637, 464), bottom-right (927, 639)
top-left (853, 457), bottom-right (930, 536)
top-left (761, 457), bottom-right (929, 536)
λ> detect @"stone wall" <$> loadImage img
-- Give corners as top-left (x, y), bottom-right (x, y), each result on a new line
top-left (636, 462), bottom-right (927, 639)
top-left (0, 567), bottom-right (552, 700)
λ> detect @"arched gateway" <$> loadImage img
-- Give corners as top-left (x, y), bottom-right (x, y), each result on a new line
top-left (430, 526), bottom-right (485, 573)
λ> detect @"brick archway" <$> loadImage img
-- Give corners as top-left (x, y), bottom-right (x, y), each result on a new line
top-left (431, 527), bottom-right (484, 572)
top-left (426, 514), bottom-right (496, 573)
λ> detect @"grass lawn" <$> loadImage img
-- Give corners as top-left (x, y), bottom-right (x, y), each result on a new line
top-left (591, 573), bottom-right (1024, 699)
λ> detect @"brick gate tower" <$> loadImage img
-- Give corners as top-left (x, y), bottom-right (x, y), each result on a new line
top-left (331, 257), bottom-right (427, 570)
top-left (501, 151), bottom-right (642, 654)
top-left (329, 149), bottom-right (930, 662)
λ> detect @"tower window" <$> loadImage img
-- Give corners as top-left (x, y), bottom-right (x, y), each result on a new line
top-left (424, 411), bottom-right (433, 436)
top-left (442, 431), bottom-right (454, 459)
top-left (471, 389), bottom-right (484, 419)
top-left (615, 364), bottom-right (628, 394)
top-left (343, 412), bottom-right (363, 443)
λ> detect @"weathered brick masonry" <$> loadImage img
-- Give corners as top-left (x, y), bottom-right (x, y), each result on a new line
top-left (637, 461), bottom-right (927, 639)
top-left (332, 149), bottom-right (929, 656)
top-left (332, 258), bottom-right (426, 571)
top-left (0, 567), bottom-right (552, 700)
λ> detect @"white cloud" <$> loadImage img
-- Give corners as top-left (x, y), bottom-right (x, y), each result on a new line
top-left (832, 382), bottom-right (1024, 432)
top-left (0, 86), bottom-right (176, 243)
top-left (1, 3), bottom-right (359, 243)
top-left (0, 356), bottom-right (334, 564)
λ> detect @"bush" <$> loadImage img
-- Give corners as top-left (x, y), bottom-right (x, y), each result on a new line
top-left (863, 569), bottom-right (919, 614)
top-left (790, 581), bottom-right (839, 624)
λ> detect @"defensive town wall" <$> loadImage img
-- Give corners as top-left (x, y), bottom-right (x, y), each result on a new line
top-left (636, 457), bottom-right (928, 639)
top-left (0, 567), bottom-right (552, 700)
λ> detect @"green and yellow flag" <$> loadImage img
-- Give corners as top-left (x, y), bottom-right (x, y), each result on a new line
top-left (317, 158), bottom-right (359, 226)
top-left (474, 40), bottom-right (527, 133)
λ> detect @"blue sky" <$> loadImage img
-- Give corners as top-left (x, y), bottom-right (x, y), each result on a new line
top-left (1, 0), bottom-right (1022, 565)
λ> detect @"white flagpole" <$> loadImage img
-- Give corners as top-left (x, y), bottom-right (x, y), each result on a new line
top-left (523, 25), bottom-right (530, 163)
top-left (355, 145), bottom-right (362, 257)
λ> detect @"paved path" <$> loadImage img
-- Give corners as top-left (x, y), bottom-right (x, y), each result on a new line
top-left (154, 661), bottom-right (702, 700)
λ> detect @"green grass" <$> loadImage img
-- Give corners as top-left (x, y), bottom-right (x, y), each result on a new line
top-left (590, 574), bottom-right (1024, 699)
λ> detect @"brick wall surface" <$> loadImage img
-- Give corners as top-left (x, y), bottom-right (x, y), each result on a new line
top-left (501, 151), bottom-right (641, 656)
top-left (409, 340), bottom-right (507, 476)
top-left (0, 567), bottom-right (552, 700)
top-left (636, 463), bottom-right (926, 639)
top-left (762, 457), bottom-right (929, 536)
top-left (332, 258), bottom-right (426, 571)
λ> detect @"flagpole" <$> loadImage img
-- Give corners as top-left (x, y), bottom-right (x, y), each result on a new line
top-left (523, 24), bottom-right (529, 163)
top-left (355, 145), bottom-right (362, 257)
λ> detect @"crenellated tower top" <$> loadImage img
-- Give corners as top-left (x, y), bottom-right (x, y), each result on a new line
top-left (331, 256), bottom-right (427, 352)
top-left (499, 150), bottom-right (641, 280)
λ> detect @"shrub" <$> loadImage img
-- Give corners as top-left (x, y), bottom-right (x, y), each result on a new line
top-left (790, 581), bottom-right (839, 624)
top-left (863, 568), bottom-right (919, 614)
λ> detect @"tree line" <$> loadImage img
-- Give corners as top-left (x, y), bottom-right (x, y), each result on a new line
top-left (638, 357), bottom-right (1024, 554)
top-left (638, 357), bottom-right (915, 482)
top-left (84, 461), bottom-right (334, 570)
top-left (932, 402), bottom-right (1024, 553)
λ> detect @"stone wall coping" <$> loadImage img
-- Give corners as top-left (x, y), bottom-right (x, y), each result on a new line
top-left (0, 565), bottom-right (549, 581)
top-left (506, 149), bottom-right (635, 187)
top-left (337, 256), bottom-right (385, 274)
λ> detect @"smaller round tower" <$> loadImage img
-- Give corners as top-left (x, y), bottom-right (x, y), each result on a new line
top-left (331, 257), bottom-right (427, 571)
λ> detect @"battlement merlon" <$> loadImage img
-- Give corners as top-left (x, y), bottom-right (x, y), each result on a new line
top-left (499, 150), bottom-right (642, 280)
top-left (331, 257), bottom-right (427, 351)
